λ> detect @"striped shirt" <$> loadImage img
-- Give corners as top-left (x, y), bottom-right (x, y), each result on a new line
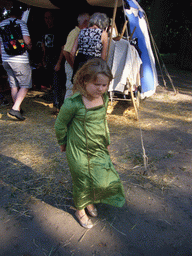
top-left (0, 18), bottom-right (30, 63)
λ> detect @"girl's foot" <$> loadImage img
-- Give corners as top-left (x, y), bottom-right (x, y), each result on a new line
top-left (75, 210), bottom-right (93, 229)
top-left (86, 204), bottom-right (98, 217)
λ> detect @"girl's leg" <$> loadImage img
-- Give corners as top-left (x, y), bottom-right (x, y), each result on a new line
top-left (76, 209), bottom-right (86, 218)
top-left (86, 204), bottom-right (95, 211)
top-left (86, 204), bottom-right (98, 217)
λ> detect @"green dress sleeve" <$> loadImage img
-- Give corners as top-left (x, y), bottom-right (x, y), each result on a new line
top-left (54, 95), bottom-right (78, 145)
top-left (103, 93), bottom-right (111, 145)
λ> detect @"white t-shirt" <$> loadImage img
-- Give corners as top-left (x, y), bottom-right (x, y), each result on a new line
top-left (0, 18), bottom-right (30, 63)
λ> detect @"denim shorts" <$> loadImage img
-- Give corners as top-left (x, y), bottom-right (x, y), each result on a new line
top-left (3, 61), bottom-right (32, 89)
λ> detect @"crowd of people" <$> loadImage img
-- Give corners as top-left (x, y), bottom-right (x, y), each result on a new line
top-left (0, 3), bottom-right (111, 120)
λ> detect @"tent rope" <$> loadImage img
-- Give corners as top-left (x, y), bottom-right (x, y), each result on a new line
top-left (122, 0), bottom-right (148, 174)
top-left (139, 114), bottom-right (148, 174)
top-left (145, 14), bottom-right (177, 95)
top-left (120, 0), bottom-right (178, 173)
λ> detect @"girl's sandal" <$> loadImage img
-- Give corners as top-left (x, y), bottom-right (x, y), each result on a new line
top-left (75, 211), bottom-right (93, 229)
top-left (86, 206), bottom-right (98, 217)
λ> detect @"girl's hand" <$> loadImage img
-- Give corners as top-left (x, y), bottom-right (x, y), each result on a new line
top-left (107, 145), bottom-right (110, 151)
top-left (60, 144), bottom-right (66, 152)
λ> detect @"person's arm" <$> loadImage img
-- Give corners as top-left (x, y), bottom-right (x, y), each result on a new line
top-left (23, 35), bottom-right (32, 50)
top-left (66, 35), bottom-right (79, 68)
top-left (70, 36), bottom-right (79, 61)
top-left (101, 30), bottom-right (108, 61)
top-left (63, 50), bottom-right (74, 68)
top-left (41, 41), bottom-right (46, 67)
top-left (55, 45), bottom-right (64, 71)
top-left (20, 21), bottom-right (32, 50)
top-left (55, 97), bottom-right (77, 147)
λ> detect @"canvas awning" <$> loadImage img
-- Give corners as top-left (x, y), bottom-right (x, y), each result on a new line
top-left (18, 0), bottom-right (59, 9)
top-left (86, 0), bottom-right (122, 7)
top-left (17, 0), bottom-right (122, 9)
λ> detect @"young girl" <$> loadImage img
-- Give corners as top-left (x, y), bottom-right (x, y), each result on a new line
top-left (55, 58), bottom-right (125, 229)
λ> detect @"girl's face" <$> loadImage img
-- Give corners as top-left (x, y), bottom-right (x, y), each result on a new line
top-left (85, 74), bottom-right (109, 99)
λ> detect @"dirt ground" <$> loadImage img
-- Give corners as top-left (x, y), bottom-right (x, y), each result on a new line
top-left (0, 65), bottom-right (192, 256)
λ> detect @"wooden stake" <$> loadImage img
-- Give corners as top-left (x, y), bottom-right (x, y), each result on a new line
top-left (120, 20), bottom-right (128, 38)
top-left (130, 26), bottom-right (136, 40)
top-left (107, 0), bottom-right (119, 60)
top-left (128, 79), bottom-right (138, 120)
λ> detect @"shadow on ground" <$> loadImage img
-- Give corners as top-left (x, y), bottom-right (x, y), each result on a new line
top-left (0, 68), bottom-right (192, 255)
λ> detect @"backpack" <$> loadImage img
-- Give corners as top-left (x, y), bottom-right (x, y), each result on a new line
top-left (0, 19), bottom-right (26, 55)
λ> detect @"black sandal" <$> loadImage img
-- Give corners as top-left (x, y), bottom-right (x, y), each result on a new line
top-left (9, 109), bottom-right (25, 121)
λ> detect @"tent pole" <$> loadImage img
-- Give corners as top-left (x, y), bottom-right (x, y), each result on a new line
top-left (107, 0), bottom-right (119, 60)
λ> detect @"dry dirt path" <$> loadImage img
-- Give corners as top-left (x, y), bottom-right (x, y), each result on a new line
top-left (0, 66), bottom-right (192, 256)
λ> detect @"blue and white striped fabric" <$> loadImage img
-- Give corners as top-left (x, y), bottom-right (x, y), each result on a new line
top-left (0, 18), bottom-right (30, 63)
top-left (124, 0), bottom-right (158, 99)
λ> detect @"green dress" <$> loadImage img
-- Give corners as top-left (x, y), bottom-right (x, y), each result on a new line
top-left (55, 93), bottom-right (125, 210)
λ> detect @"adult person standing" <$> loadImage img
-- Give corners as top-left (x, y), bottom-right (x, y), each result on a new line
top-left (0, 3), bottom-right (32, 121)
top-left (42, 11), bottom-right (65, 112)
top-left (71, 12), bottom-right (109, 77)
top-left (63, 13), bottom-right (90, 99)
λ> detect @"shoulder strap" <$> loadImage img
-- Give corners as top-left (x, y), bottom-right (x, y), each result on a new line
top-left (8, 18), bottom-right (15, 27)
top-left (9, 18), bottom-right (18, 26)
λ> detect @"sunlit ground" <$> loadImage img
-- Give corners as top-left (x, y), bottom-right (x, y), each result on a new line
top-left (0, 70), bottom-right (192, 255)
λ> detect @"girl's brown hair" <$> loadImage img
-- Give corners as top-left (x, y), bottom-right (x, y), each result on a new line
top-left (73, 58), bottom-right (113, 96)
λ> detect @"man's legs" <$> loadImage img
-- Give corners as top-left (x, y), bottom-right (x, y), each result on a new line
top-left (12, 87), bottom-right (29, 111)
top-left (11, 87), bottom-right (18, 103)
top-left (52, 69), bottom-right (61, 110)
top-left (3, 62), bottom-right (32, 120)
